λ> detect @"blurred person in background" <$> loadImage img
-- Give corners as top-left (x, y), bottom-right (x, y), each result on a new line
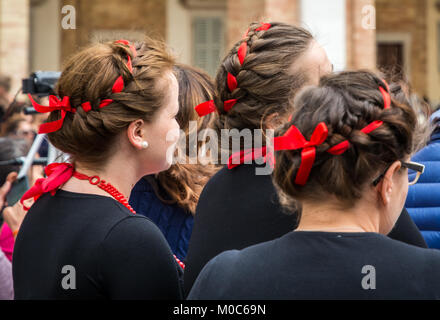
top-left (0, 172), bottom-right (17, 300)
top-left (0, 101), bottom-right (34, 137)
top-left (0, 147), bottom-right (29, 300)
top-left (1, 112), bottom-right (45, 185)
top-left (405, 107), bottom-right (440, 248)
top-left (129, 63), bottom-right (219, 262)
top-left (0, 74), bottom-right (11, 102)
top-left (0, 137), bottom-right (29, 262)
top-left (3, 118), bottom-right (36, 147)
top-left (0, 97), bottom-right (8, 126)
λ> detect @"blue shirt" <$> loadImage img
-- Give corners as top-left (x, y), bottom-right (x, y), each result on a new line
top-left (129, 177), bottom-right (194, 261)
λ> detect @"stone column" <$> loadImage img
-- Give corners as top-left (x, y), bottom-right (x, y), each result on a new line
top-left (0, 0), bottom-right (30, 96)
top-left (264, 0), bottom-right (300, 25)
top-left (227, 0), bottom-right (300, 48)
top-left (346, 0), bottom-right (376, 69)
top-left (226, 0), bottom-right (265, 48)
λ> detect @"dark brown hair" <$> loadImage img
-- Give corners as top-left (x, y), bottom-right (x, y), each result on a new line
top-left (47, 37), bottom-right (174, 169)
top-left (148, 64), bottom-right (219, 214)
top-left (273, 70), bottom-right (420, 209)
top-left (213, 22), bottom-right (314, 154)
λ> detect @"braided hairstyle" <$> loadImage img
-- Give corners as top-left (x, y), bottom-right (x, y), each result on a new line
top-left (47, 37), bottom-right (174, 168)
top-left (273, 70), bottom-right (421, 209)
top-left (213, 22), bottom-right (314, 137)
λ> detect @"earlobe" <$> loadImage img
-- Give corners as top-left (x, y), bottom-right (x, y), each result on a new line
top-left (379, 161), bottom-right (400, 206)
top-left (378, 180), bottom-right (391, 206)
top-left (127, 120), bottom-right (145, 150)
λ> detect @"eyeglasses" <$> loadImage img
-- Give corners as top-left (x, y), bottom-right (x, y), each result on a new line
top-left (404, 161), bottom-right (425, 185)
top-left (372, 161), bottom-right (425, 187)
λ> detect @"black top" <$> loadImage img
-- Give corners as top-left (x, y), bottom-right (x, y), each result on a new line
top-left (188, 231), bottom-right (440, 300)
top-left (184, 163), bottom-right (298, 295)
top-left (13, 190), bottom-right (183, 300)
top-left (184, 163), bottom-right (427, 296)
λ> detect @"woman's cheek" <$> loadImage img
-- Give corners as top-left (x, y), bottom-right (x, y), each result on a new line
top-left (165, 125), bottom-right (180, 164)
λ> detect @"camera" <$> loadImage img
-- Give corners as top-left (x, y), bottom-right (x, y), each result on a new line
top-left (22, 71), bottom-right (61, 96)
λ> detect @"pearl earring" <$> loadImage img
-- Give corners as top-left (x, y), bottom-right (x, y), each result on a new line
top-left (141, 141), bottom-right (149, 149)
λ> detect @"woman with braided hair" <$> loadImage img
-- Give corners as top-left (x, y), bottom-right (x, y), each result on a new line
top-left (188, 70), bottom-right (440, 300)
top-left (184, 21), bottom-right (426, 295)
top-left (12, 38), bottom-right (183, 299)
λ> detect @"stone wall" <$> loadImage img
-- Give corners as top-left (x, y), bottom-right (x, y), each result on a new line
top-left (346, 0), bottom-right (376, 69)
top-left (376, 0), bottom-right (428, 98)
top-left (226, 0), bottom-right (299, 48)
top-left (0, 0), bottom-right (29, 96)
top-left (61, 0), bottom-right (167, 63)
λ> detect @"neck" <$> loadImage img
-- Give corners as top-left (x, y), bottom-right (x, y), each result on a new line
top-left (296, 197), bottom-right (381, 233)
top-left (61, 150), bottom-right (141, 200)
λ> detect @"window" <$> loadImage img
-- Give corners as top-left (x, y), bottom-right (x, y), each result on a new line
top-left (376, 33), bottom-right (412, 79)
top-left (192, 16), bottom-right (224, 77)
top-left (377, 43), bottom-right (404, 78)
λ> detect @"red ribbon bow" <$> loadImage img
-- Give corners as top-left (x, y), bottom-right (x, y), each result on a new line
top-left (227, 123), bottom-right (328, 186)
top-left (28, 95), bottom-right (75, 134)
top-left (274, 122), bottom-right (328, 185)
top-left (20, 163), bottom-right (75, 210)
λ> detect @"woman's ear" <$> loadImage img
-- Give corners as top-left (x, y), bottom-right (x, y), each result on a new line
top-left (127, 119), bottom-right (146, 150)
top-left (378, 161), bottom-right (402, 206)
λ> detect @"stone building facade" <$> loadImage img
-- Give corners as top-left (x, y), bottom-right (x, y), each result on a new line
top-left (0, 0), bottom-right (438, 105)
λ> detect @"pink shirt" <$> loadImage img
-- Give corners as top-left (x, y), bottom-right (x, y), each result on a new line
top-left (0, 223), bottom-right (14, 262)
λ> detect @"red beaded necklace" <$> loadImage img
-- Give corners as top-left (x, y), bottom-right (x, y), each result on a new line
top-left (72, 171), bottom-right (185, 270)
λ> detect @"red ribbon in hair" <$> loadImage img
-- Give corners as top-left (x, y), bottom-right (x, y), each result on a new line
top-left (255, 23), bottom-right (271, 31)
top-left (227, 81), bottom-right (393, 179)
top-left (196, 24), bottom-right (272, 118)
top-left (224, 99), bottom-right (237, 112)
top-left (274, 122), bottom-right (328, 185)
top-left (327, 81), bottom-right (391, 154)
top-left (195, 100), bottom-right (217, 117)
top-left (29, 39), bottom-right (137, 134)
top-left (28, 95), bottom-right (75, 134)
top-left (237, 42), bottom-right (247, 66)
top-left (20, 163), bottom-right (75, 210)
top-left (243, 22), bottom-right (272, 38)
top-left (227, 123), bottom-right (329, 186)
top-left (227, 73), bottom-right (238, 92)
top-left (194, 99), bottom-right (238, 116)
top-left (228, 145), bottom-right (270, 169)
